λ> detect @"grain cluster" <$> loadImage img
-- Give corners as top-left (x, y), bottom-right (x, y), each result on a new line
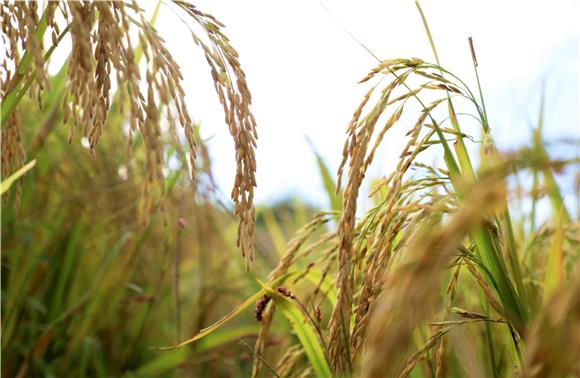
top-left (1, 0), bottom-right (257, 266)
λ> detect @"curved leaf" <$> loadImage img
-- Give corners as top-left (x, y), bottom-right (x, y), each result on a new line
top-left (155, 273), bottom-right (294, 350)
top-left (257, 280), bottom-right (331, 378)
top-left (1, 159), bottom-right (36, 195)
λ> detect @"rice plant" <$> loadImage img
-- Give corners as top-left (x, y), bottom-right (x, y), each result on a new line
top-left (1, 0), bottom-right (257, 267)
top-left (1, 1), bottom-right (578, 377)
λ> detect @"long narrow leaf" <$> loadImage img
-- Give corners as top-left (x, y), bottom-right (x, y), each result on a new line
top-left (257, 280), bottom-right (332, 378)
top-left (156, 273), bottom-right (295, 350)
top-left (543, 210), bottom-right (565, 302)
top-left (1, 159), bottom-right (36, 195)
top-left (307, 137), bottom-right (343, 212)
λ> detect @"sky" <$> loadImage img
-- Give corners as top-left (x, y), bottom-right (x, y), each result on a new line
top-left (147, 1), bottom-right (579, 209)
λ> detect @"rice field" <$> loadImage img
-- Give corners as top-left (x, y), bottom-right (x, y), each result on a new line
top-left (1, 1), bottom-right (578, 377)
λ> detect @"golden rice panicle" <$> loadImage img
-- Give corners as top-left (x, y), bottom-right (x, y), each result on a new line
top-left (345, 60), bottom-right (473, 366)
top-left (328, 118), bottom-right (367, 374)
top-left (2, 1), bottom-right (255, 256)
top-left (361, 171), bottom-right (507, 377)
top-left (174, 1), bottom-right (258, 270)
top-left (434, 333), bottom-right (447, 378)
top-left (464, 258), bottom-right (504, 315)
top-left (134, 8), bottom-right (195, 187)
top-left (0, 2), bottom-right (19, 88)
top-left (350, 208), bottom-right (410, 364)
top-left (330, 64), bottom-right (442, 373)
top-left (329, 73), bottom-right (401, 374)
top-left (349, 129), bottom-right (441, 362)
top-left (1, 1), bottom-right (60, 208)
top-left (66, 1), bottom-right (96, 141)
top-left (24, 1), bottom-right (46, 98)
top-left (0, 2), bottom-right (52, 100)
top-left (275, 344), bottom-right (305, 378)
top-left (1, 1), bottom-right (56, 109)
top-left (1, 111), bottom-right (25, 207)
top-left (251, 303), bottom-right (275, 378)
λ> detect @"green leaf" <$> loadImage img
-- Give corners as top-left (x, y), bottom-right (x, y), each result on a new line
top-left (307, 137), bottom-right (343, 212)
top-left (449, 101), bottom-right (476, 183)
top-left (262, 208), bottom-right (288, 257)
top-left (257, 280), bottom-right (331, 378)
top-left (543, 209), bottom-right (565, 302)
top-left (155, 273), bottom-right (295, 350)
top-left (1, 159), bottom-right (36, 195)
top-left (164, 169), bottom-right (182, 195)
top-left (197, 325), bottom-right (261, 351)
top-left (131, 348), bottom-right (187, 377)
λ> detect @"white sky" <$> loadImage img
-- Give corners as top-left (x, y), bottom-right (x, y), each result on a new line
top-left (150, 1), bottom-right (579, 207)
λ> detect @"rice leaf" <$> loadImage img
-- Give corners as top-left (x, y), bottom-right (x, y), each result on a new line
top-left (543, 210), bottom-right (565, 302)
top-left (257, 280), bottom-right (332, 378)
top-left (0, 159), bottom-right (36, 195)
top-left (132, 348), bottom-right (187, 377)
top-left (263, 208), bottom-right (288, 257)
top-left (156, 273), bottom-right (295, 350)
top-left (197, 325), bottom-right (261, 351)
top-left (308, 137), bottom-right (343, 212)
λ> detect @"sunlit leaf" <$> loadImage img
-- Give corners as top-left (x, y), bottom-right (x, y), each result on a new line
top-left (1, 159), bottom-right (36, 195)
top-left (257, 280), bottom-right (331, 378)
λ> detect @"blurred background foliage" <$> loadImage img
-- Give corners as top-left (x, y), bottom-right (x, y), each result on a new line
top-left (1, 2), bottom-right (579, 378)
top-left (0, 66), bottom-right (326, 377)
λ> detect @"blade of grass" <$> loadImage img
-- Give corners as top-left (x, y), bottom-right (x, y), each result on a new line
top-left (533, 96), bottom-right (571, 223)
top-left (263, 208), bottom-right (288, 257)
top-left (47, 222), bottom-right (84, 321)
top-left (0, 159), bottom-right (36, 195)
top-left (307, 136), bottom-right (343, 212)
top-left (468, 37), bottom-right (489, 130)
top-left (197, 325), bottom-right (261, 351)
top-left (257, 280), bottom-right (332, 378)
top-left (155, 273), bottom-right (297, 350)
top-left (543, 209), bottom-right (565, 302)
top-left (131, 348), bottom-right (187, 377)
top-left (2, 209), bottom-right (66, 349)
top-left (416, 1), bottom-right (475, 182)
